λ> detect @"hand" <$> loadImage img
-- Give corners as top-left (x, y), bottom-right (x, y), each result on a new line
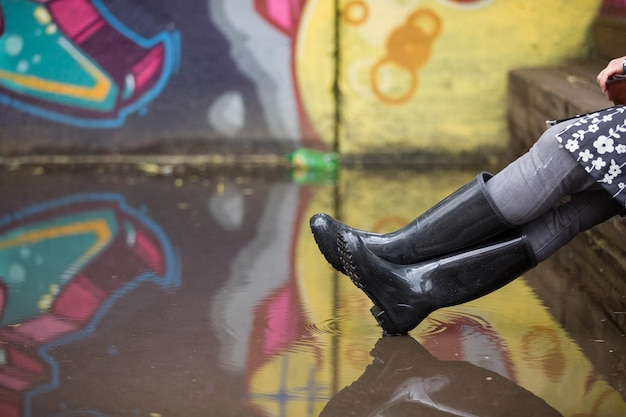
top-left (597, 56), bottom-right (626, 101)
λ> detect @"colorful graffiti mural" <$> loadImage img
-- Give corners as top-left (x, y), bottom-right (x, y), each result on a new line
top-left (0, 193), bottom-right (178, 417)
top-left (0, 0), bottom-right (179, 128)
top-left (0, 0), bottom-right (605, 153)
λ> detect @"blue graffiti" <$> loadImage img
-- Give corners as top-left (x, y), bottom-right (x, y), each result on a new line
top-left (0, 0), bottom-right (180, 128)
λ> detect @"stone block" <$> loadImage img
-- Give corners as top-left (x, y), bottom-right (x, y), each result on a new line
top-left (507, 61), bottom-right (626, 352)
top-left (593, 16), bottom-right (626, 62)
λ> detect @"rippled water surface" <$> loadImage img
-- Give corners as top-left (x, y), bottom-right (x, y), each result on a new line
top-left (0, 164), bottom-right (624, 417)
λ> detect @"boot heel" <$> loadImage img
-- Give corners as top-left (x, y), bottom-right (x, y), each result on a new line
top-left (370, 305), bottom-right (399, 335)
top-left (372, 304), bottom-right (429, 335)
top-left (370, 305), bottom-right (383, 318)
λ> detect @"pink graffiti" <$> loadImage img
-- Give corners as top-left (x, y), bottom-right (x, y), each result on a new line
top-left (48, 0), bottom-right (166, 93)
top-left (254, 0), bottom-right (307, 36)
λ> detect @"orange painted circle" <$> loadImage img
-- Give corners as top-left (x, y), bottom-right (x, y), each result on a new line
top-left (343, 1), bottom-right (369, 25)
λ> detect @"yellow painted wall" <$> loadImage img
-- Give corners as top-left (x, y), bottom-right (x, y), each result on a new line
top-left (297, 0), bottom-right (601, 156)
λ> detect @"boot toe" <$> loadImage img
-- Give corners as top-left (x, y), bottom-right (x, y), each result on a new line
top-left (310, 213), bottom-right (345, 273)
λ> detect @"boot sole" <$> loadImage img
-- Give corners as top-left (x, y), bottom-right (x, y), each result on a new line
top-left (337, 231), bottom-right (404, 335)
top-left (312, 230), bottom-right (345, 274)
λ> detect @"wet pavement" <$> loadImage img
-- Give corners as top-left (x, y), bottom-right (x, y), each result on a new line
top-left (0, 163), bottom-right (625, 417)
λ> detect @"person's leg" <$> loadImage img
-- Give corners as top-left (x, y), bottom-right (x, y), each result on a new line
top-left (312, 121), bottom-right (595, 272)
top-left (523, 189), bottom-right (623, 262)
top-left (486, 121), bottom-right (595, 225)
top-left (311, 171), bottom-right (513, 272)
top-left (337, 188), bottom-right (623, 335)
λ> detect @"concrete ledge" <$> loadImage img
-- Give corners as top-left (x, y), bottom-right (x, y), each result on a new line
top-left (558, 222), bottom-right (626, 332)
top-left (507, 64), bottom-right (611, 155)
top-left (507, 64), bottom-right (626, 338)
top-left (593, 15), bottom-right (626, 62)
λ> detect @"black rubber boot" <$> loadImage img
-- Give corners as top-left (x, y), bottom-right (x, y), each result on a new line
top-left (310, 172), bottom-right (512, 273)
top-left (337, 229), bottom-right (536, 335)
top-left (319, 336), bottom-right (563, 417)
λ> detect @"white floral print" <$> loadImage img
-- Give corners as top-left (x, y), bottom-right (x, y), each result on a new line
top-left (593, 135), bottom-right (614, 154)
top-left (590, 157), bottom-right (607, 171)
top-left (579, 149), bottom-right (594, 162)
top-left (565, 139), bottom-right (579, 152)
top-left (556, 106), bottom-right (626, 204)
top-left (609, 159), bottom-right (622, 177)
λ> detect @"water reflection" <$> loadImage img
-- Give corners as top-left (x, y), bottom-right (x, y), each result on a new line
top-left (320, 335), bottom-right (562, 417)
top-left (0, 192), bottom-right (179, 417)
top-left (0, 166), bottom-right (623, 417)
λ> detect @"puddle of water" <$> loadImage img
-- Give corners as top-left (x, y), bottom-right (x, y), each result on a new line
top-left (0, 165), bottom-right (623, 417)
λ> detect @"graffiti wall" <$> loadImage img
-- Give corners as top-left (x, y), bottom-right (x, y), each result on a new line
top-left (0, 0), bottom-right (602, 155)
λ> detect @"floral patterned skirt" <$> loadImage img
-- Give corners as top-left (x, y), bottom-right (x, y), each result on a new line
top-left (555, 105), bottom-right (626, 208)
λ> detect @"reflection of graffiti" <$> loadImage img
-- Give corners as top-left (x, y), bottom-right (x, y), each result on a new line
top-left (210, 184), bottom-right (334, 416)
top-left (419, 312), bottom-right (516, 379)
top-left (521, 326), bottom-right (566, 382)
top-left (0, 0), bottom-right (179, 128)
top-left (371, 9), bottom-right (442, 104)
top-left (0, 193), bottom-right (178, 417)
top-left (246, 280), bottom-right (327, 416)
top-left (242, 186), bottom-right (332, 417)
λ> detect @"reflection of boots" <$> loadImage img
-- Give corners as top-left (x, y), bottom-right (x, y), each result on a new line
top-left (320, 336), bottom-right (563, 417)
top-left (338, 229), bottom-right (536, 335)
top-left (310, 172), bottom-right (512, 273)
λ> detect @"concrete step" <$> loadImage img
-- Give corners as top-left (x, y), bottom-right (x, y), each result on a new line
top-left (593, 15), bottom-right (626, 63)
top-left (507, 63), bottom-right (626, 336)
top-left (507, 63), bottom-right (611, 155)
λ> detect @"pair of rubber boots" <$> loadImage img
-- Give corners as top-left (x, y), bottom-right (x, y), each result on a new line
top-left (310, 172), bottom-right (537, 335)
